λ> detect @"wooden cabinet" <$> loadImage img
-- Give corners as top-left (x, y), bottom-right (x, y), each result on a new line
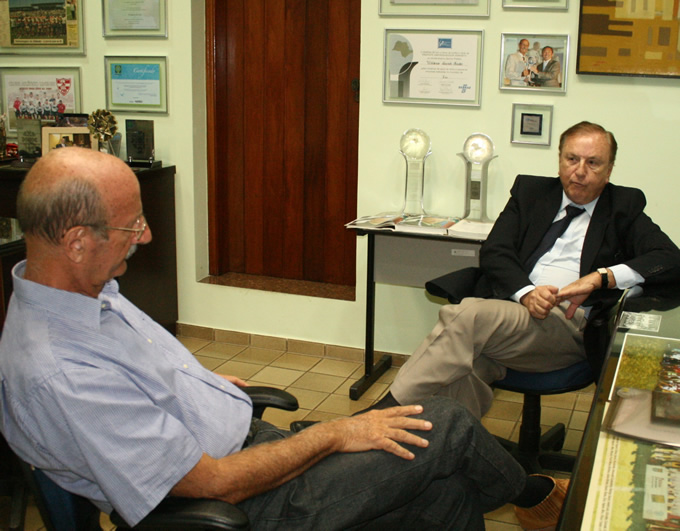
top-left (0, 164), bottom-right (178, 333)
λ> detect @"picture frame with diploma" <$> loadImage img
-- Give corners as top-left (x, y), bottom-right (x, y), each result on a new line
top-left (105, 56), bottom-right (168, 113)
top-left (0, 0), bottom-right (84, 55)
top-left (102, 0), bottom-right (168, 38)
top-left (511, 103), bottom-right (553, 146)
top-left (383, 29), bottom-right (484, 107)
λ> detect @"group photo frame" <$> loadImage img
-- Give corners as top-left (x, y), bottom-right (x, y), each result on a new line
top-left (500, 33), bottom-right (569, 93)
top-left (0, 0), bottom-right (84, 55)
top-left (0, 67), bottom-right (82, 136)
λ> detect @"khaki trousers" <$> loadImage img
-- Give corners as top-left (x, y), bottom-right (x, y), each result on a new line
top-left (390, 298), bottom-right (588, 419)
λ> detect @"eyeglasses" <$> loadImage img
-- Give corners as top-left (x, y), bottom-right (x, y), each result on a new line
top-left (104, 216), bottom-right (147, 242)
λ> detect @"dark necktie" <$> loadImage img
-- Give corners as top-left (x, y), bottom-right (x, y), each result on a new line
top-left (524, 205), bottom-right (585, 272)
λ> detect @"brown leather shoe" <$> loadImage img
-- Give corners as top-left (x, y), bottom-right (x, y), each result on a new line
top-left (515, 475), bottom-right (569, 531)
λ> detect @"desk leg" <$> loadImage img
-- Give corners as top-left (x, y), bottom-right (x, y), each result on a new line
top-left (350, 232), bottom-right (392, 400)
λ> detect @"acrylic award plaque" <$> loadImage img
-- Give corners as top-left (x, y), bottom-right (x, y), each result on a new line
top-left (125, 119), bottom-right (160, 168)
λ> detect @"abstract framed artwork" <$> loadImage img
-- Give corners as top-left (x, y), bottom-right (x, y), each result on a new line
top-left (577, 0), bottom-right (680, 77)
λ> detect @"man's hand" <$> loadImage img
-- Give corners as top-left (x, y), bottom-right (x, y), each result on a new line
top-left (556, 272), bottom-right (602, 319)
top-left (520, 285), bottom-right (559, 319)
top-left (316, 405), bottom-right (432, 460)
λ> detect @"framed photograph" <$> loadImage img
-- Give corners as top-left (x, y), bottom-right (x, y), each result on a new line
top-left (102, 0), bottom-right (168, 38)
top-left (500, 34), bottom-right (569, 93)
top-left (511, 104), bottom-right (553, 146)
top-left (104, 56), bottom-right (168, 113)
top-left (0, 0), bottom-right (84, 55)
top-left (379, 0), bottom-right (490, 17)
top-left (503, 0), bottom-right (568, 10)
top-left (577, 0), bottom-right (680, 77)
top-left (41, 126), bottom-right (98, 153)
top-left (383, 29), bottom-right (483, 107)
top-left (0, 67), bottom-right (82, 136)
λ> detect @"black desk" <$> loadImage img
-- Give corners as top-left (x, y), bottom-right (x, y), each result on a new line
top-left (559, 287), bottom-right (680, 529)
top-left (348, 229), bottom-right (483, 399)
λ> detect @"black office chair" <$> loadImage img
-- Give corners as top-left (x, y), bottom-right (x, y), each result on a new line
top-left (425, 267), bottom-right (622, 474)
top-left (0, 435), bottom-right (27, 531)
top-left (12, 386), bottom-right (298, 531)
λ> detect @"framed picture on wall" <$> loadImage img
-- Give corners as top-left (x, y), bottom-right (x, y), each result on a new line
top-left (102, 0), bottom-right (168, 38)
top-left (379, 0), bottom-right (490, 17)
top-left (41, 126), bottom-right (98, 153)
top-left (383, 29), bottom-right (484, 107)
top-left (500, 34), bottom-right (569, 93)
top-left (0, 0), bottom-right (84, 55)
top-left (104, 56), bottom-right (168, 113)
top-left (503, 0), bottom-right (568, 10)
top-left (577, 0), bottom-right (680, 77)
top-left (0, 67), bottom-right (82, 136)
top-left (511, 103), bottom-right (553, 146)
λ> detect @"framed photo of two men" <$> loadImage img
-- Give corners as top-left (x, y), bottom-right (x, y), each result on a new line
top-left (500, 34), bottom-right (570, 93)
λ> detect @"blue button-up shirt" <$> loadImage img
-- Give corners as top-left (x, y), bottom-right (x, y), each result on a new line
top-left (0, 261), bottom-right (253, 525)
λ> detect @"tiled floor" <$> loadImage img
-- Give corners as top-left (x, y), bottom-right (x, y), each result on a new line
top-left (2, 334), bottom-right (594, 530)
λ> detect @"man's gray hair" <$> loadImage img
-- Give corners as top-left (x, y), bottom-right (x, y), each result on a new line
top-left (17, 176), bottom-right (109, 245)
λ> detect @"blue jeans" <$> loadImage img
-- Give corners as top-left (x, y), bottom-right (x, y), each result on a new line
top-left (238, 396), bottom-right (526, 530)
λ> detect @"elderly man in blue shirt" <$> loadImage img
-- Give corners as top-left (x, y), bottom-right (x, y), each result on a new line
top-left (0, 147), bottom-right (566, 530)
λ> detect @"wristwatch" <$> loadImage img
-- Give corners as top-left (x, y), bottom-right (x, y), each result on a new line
top-left (597, 267), bottom-right (609, 290)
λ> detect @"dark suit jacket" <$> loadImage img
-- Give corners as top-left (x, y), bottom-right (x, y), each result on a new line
top-left (535, 59), bottom-right (560, 87)
top-left (426, 175), bottom-right (680, 375)
top-left (479, 175), bottom-right (680, 301)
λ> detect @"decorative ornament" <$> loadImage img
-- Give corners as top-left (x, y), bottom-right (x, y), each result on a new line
top-left (88, 109), bottom-right (118, 152)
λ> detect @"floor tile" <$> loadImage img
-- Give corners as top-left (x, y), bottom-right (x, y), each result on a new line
top-left (481, 417), bottom-right (516, 440)
top-left (270, 352), bottom-right (320, 372)
top-left (177, 336), bottom-right (211, 353)
top-left (316, 394), bottom-right (373, 416)
top-left (233, 347), bottom-right (284, 366)
top-left (290, 372), bottom-right (346, 393)
top-left (486, 399), bottom-right (523, 422)
top-left (309, 358), bottom-right (361, 378)
top-left (248, 366), bottom-right (304, 387)
top-left (194, 354), bottom-right (229, 371)
top-left (215, 360), bottom-right (263, 380)
top-left (194, 341), bottom-right (246, 360)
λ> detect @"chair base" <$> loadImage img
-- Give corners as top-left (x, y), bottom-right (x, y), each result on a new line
top-left (496, 422), bottom-right (576, 475)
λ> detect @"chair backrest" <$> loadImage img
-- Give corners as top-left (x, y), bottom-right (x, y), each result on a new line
top-left (18, 460), bottom-right (102, 531)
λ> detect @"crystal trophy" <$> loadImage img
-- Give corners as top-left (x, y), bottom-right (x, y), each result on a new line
top-left (458, 133), bottom-right (497, 223)
top-left (399, 128), bottom-right (432, 216)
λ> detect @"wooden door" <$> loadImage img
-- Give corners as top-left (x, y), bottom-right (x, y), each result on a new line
top-left (206, 0), bottom-right (360, 287)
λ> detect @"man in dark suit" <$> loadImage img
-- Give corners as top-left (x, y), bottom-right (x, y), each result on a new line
top-left (381, 121), bottom-right (680, 419)
top-left (530, 46), bottom-right (561, 87)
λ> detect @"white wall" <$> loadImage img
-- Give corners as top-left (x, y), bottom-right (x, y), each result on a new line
top-left (6, 1), bottom-right (679, 356)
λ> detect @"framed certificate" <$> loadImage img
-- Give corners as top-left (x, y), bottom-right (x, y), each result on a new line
top-left (0, 0), bottom-right (84, 55)
top-left (104, 56), bottom-right (168, 113)
top-left (379, 0), bottom-right (490, 17)
top-left (102, 0), bottom-right (167, 38)
top-left (383, 29), bottom-right (484, 107)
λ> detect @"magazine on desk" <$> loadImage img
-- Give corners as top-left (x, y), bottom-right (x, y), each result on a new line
top-left (345, 213), bottom-right (459, 235)
top-left (345, 214), bottom-right (496, 238)
top-left (604, 333), bottom-right (680, 447)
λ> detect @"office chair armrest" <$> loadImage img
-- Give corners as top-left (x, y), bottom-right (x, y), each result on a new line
top-left (111, 497), bottom-right (249, 530)
top-left (243, 386), bottom-right (299, 413)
